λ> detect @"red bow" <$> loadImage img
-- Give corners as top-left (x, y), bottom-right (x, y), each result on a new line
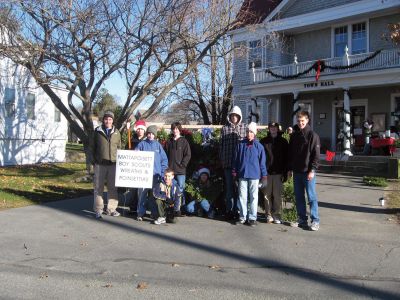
top-left (315, 60), bottom-right (321, 81)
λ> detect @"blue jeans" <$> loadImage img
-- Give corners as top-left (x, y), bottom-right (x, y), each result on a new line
top-left (185, 200), bottom-right (214, 217)
top-left (137, 175), bottom-right (160, 217)
top-left (293, 172), bottom-right (320, 223)
top-left (174, 175), bottom-right (186, 211)
top-left (238, 178), bottom-right (259, 221)
top-left (224, 168), bottom-right (237, 213)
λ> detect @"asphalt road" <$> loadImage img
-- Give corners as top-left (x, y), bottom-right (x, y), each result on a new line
top-left (0, 173), bottom-right (399, 299)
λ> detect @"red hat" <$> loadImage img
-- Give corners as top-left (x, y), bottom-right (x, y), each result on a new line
top-left (134, 120), bottom-right (147, 131)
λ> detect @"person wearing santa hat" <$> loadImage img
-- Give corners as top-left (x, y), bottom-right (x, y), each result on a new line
top-left (132, 119), bottom-right (147, 149)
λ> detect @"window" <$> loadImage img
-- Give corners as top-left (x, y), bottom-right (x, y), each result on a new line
top-left (54, 106), bottom-right (61, 122)
top-left (352, 23), bottom-right (366, 54)
top-left (333, 22), bottom-right (367, 57)
top-left (334, 26), bottom-right (348, 57)
top-left (26, 93), bottom-right (35, 120)
top-left (4, 88), bottom-right (15, 118)
top-left (248, 39), bottom-right (262, 69)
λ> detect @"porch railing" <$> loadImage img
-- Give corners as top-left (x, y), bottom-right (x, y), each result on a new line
top-left (252, 48), bottom-right (400, 84)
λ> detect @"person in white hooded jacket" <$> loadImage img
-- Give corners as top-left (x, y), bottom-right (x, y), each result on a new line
top-left (219, 105), bottom-right (247, 220)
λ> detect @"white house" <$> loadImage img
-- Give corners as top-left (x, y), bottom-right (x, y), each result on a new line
top-left (231, 0), bottom-right (400, 152)
top-left (0, 57), bottom-right (69, 166)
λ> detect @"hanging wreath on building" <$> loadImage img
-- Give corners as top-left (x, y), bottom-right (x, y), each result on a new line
top-left (265, 50), bottom-right (382, 81)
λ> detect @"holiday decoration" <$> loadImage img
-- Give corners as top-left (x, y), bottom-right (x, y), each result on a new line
top-left (265, 50), bottom-right (382, 80)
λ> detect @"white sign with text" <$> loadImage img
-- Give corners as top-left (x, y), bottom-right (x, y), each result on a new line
top-left (115, 150), bottom-right (154, 188)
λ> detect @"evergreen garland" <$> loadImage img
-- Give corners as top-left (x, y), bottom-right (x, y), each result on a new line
top-left (265, 50), bottom-right (382, 80)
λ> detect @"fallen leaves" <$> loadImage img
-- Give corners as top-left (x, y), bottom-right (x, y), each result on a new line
top-left (137, 282), bottom-right (148, 290)
top-left (103, 283), bottom-right (113, 288)
top-left (208, 265), bottom-right (221, 269)
top-left (39, 273), bottom-right (48, 279)
top-left (171, 263), bottom-right (180, 267)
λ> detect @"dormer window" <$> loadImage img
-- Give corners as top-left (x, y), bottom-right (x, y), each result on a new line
top-left (248, 39), bottom-right (262, 69)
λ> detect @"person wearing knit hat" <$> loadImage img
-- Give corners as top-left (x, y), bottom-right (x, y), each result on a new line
top-left (185, 167), bottom-right (221, 219)
top-left (146, 125), bottom-right (158, 136)
top-left (102, 111), bottom-right (114, 119)
top-left (247, 121), bottom-right (257, 134)
top-left (197, 167), bottom-right (210, 178)
top-left (136, 125), bottom-right (168, 221)
top-left (92, 109), bottom-right (121, 219)
top-left (220, 105), bottom-right (247, 221)
top-left (260, 121), bottom-right (288, 224)
top-left (232, 121), bottom-right (267, 227)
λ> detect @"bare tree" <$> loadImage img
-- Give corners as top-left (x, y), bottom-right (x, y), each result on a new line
top-left (0, 0), bottom-right (248, 169)
top-left (172, 34), bottom-right (234, 125)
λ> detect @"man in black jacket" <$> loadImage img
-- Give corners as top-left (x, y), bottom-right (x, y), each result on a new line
top-left (165, 122), bottom-right (191, 216)
top-left (260, 122), bottom-right (288, 224)
top-left (288, 111), bottom-right (320, 231)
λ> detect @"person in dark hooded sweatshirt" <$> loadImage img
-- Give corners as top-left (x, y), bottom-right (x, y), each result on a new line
top-left (220, 106), bottom-right (247, 221)
top-left (165, 122), bottom-right (191, 216)
top-left (287, 111), bottom-right (321, 231)
top-left (260, 122), bottom-right (288, 224)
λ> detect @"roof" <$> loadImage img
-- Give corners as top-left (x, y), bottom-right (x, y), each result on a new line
top-left (235, 0), bottom-right (283, 28)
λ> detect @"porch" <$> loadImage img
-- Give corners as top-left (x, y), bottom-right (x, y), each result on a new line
top-left (252, 48), bottom-right (400, 84)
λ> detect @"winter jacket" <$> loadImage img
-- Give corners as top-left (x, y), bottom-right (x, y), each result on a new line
top-left (233, 138), bottom-right (267, 179)
top-left (187, 179), bottom-right (222, 204)
top-left (137, 139), bottom-right (168, 177)
top-left (153, 180), bottom-right (180, 205)
top-left (260, 133), bottom-right (288, 175)
top-left (220, 106), bottom-right (247, 168)
top-left (165, 136), bottom-right (191, 175)
top-left (93, 125), bottom-right (121, 164)
top-left (288, 124), bottom-right (320, 173)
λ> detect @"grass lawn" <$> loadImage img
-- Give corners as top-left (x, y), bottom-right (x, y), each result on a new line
top-left (0, 163), bottom-right (92, 210)
top-left (66, 142), bottom-right (84, 152)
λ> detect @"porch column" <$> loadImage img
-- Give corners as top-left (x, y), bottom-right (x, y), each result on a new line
top-left (292, 91), bottom-right (300, 125)
top-left (342, 88), bottom-right (353, 156)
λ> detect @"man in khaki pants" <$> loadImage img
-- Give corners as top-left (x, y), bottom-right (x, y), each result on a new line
top-left (93, 111), bottom-right (121, 219)
top-left (260, 122), bottom-right (288, 224)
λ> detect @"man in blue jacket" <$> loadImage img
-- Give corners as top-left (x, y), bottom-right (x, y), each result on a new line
top-left (232, 122), bottom-right (267, 227)
top-left (136, 125), bottom-right (168, 221)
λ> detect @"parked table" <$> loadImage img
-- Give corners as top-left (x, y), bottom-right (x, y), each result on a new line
top-left (370, 137), bottom-right (396, 155)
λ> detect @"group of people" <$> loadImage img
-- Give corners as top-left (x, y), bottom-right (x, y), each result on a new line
top-left (92, 105), bottom-right (321, 231)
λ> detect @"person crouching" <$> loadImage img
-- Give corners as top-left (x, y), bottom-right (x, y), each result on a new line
top-left (153, 168), bottom-right (181, 225)
top-left (185, 167), bottom-right (221, 218)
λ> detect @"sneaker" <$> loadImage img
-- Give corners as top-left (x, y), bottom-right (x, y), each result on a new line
top-left (95, 211), bottom-right (103, 219)
top-left (266, 215), bottom-right (274, 223)
top-left (290, 219), bottom-right (308, 229)
top-left (236, 218), bottom-right (246, 225)
top-left (248, 220), bottom-right (257, 227)
top-left (108, 210), bottom-right (120, 217)
top-left (154, 217), bottom-right (166, 225)
top-left (136, 216), bottom-right (143, 221)
top-left (310, 222), bottom-right (320, 231)
top-left (197, 208), bottom-right (204, 217)
top-left (273, 219), bottom-right (281, 224)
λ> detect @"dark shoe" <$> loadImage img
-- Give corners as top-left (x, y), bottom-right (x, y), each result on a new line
top-left (225, 212), bottom-right (234, 221)
top-left (174, 211), bottom-right (182, 217)
top-left (248, 220), bottom-right (257, 227)
top-left (167, 216), bottom-right (177, 223)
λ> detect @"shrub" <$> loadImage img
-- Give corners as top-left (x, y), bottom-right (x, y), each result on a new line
top-left (363, 176), bottom-right (388, 187)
